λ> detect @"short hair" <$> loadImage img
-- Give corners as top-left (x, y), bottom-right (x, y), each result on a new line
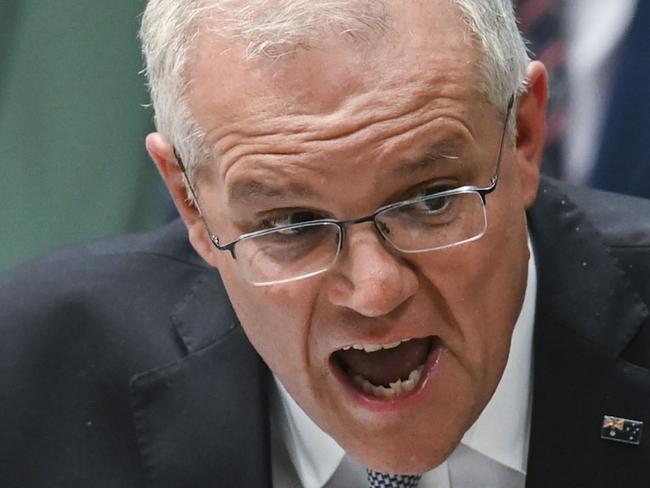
top-left (140, 0), bottom-right (529, 181)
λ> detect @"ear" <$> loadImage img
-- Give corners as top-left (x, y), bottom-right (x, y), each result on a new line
top-left (515, 61), bottom-right (548, 209)
top-left (145, 133), bottom-right (219, 266)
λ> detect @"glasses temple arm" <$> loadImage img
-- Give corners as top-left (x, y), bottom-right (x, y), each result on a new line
top-left (492, 94), bottom-right (515, 183)
top-left (172, 148), bottom-right (223, 248)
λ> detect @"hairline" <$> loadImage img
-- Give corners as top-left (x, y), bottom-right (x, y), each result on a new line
top-left (140, 0), bottom-right (530, 185)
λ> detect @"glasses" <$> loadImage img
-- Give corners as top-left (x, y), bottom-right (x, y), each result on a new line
top-left (177, 95), bottom-right (514, 286)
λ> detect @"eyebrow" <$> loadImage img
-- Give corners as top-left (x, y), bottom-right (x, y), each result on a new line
top-left (227, 179), bottom-right (315, 205)
top-left (227, 140), bottom-right (466, 205)
top-left (392, 140), bottom-right (463, 178)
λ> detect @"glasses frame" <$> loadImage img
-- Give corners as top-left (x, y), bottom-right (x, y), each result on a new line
top-left (174, 94), bottom-right (514, 284)
top-left (213, 184), bottom-right (497, 260)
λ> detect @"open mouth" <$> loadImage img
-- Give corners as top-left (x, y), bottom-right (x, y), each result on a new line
top-left (331, 336), bottom-right (439, 399)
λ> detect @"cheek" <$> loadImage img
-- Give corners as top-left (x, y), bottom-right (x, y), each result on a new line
top-left (416, 204), bottom-right (528, 376)
top-left (466, 207), bottom-right (528, 373)
top-left (219, 270), bottom-right (321, 379)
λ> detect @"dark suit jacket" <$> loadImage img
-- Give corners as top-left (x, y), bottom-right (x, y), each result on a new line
top-left (2, 178), bottom-right (649, 488)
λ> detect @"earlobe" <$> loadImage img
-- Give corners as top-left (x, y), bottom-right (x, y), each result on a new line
top-left (515, 61), bottom-right (548, 208)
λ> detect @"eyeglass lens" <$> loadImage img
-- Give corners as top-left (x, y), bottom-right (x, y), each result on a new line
top-left (235, 222), bottom-right (342, 284)
top-left (235, 191), bottom-right (487, 285)
top-left (377, 191), bottom-right (487, 252)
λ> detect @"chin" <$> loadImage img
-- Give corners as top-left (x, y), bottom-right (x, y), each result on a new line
top-left (351, 436), bottom-right (459, 475)
top-left (333, 415), bottom-right (467, 475)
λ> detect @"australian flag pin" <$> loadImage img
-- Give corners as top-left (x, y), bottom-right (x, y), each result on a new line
top-left (601, 415), bottom-right (643, 445)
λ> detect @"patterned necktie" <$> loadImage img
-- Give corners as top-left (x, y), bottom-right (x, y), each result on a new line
top-left (516, 0), bottom-right (568, 178)
top-left (366, 469), bottom-right (421, 488)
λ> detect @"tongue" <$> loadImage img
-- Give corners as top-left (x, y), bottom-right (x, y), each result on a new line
top-left (336, 337), bottom-right (433, 386)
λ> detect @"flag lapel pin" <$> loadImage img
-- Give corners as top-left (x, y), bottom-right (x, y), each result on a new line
top-left (601, 415), bottom-right (643, 445)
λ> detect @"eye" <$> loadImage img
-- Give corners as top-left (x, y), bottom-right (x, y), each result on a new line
top-left (421, 194), bottom-right (450, 212)
top-left (410, 185), bottom-right (456, 214)
top-left (259, 211), bottom-right (325, 234)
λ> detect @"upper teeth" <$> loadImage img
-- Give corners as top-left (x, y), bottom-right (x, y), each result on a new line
top-left (342, 338), bottom-right (412, 353)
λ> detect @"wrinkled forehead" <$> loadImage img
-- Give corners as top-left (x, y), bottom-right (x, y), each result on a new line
top-left (184, 0), bottom-right (485, 149)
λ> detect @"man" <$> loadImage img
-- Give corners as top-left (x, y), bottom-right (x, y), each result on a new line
top-left (1, 1), bottom-right (649, 487)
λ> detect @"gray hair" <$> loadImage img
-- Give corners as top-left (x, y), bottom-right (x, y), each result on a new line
top-left (140, 0), bottom-right (529, 180)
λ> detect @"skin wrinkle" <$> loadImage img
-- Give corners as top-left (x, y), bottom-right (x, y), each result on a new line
top-left (215, 111), bottom-right (468, 178)
top-left (197, 59), bottom-right (488, 186)
top-left (150, 0), bottom-right (545, 474)
top-left (215, 106), bottom-right (487, 220)
top-left (189, 20), bottom-right (481, 175)
top-left (206, 92), bottom-right (470, 172)
top-left (225, 139), bottom-right (465, 211)
top-left (228, 128), bottom-right (466, 194)
top-left (220, 118), bottom-right (495, 230)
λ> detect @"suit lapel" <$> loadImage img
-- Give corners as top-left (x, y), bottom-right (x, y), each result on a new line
top-left (526, 179), bottom-right (650, 487)
top-left (526, 314), bottom-right (650, 487)
top-left (129, 268), bottom-right (272, 488)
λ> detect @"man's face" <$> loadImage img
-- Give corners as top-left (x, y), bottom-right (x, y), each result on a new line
top-left (173, 0), bottom-right (540, 474)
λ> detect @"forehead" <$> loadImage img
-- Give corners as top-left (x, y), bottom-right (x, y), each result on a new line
top-left (185, 0), bottom-right (485, 140)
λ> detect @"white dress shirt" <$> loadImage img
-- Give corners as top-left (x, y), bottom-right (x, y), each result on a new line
top-left (270, 241), bottom-right (537, 487)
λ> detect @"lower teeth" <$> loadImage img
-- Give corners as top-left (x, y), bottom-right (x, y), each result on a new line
top-left (352, 366), bottom-right (424, 398)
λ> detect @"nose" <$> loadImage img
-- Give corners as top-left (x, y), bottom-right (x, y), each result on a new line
top-left (327, 225), bottom-right (419, 317)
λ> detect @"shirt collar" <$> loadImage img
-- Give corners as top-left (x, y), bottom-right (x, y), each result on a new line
top-left (273, 238), bottom-right (537, 487)
top-left (272, 377), bottom-right (345, 488)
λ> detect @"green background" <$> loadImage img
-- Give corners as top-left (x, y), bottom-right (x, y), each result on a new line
top-left (0, 1), bottom-right (168, 271)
